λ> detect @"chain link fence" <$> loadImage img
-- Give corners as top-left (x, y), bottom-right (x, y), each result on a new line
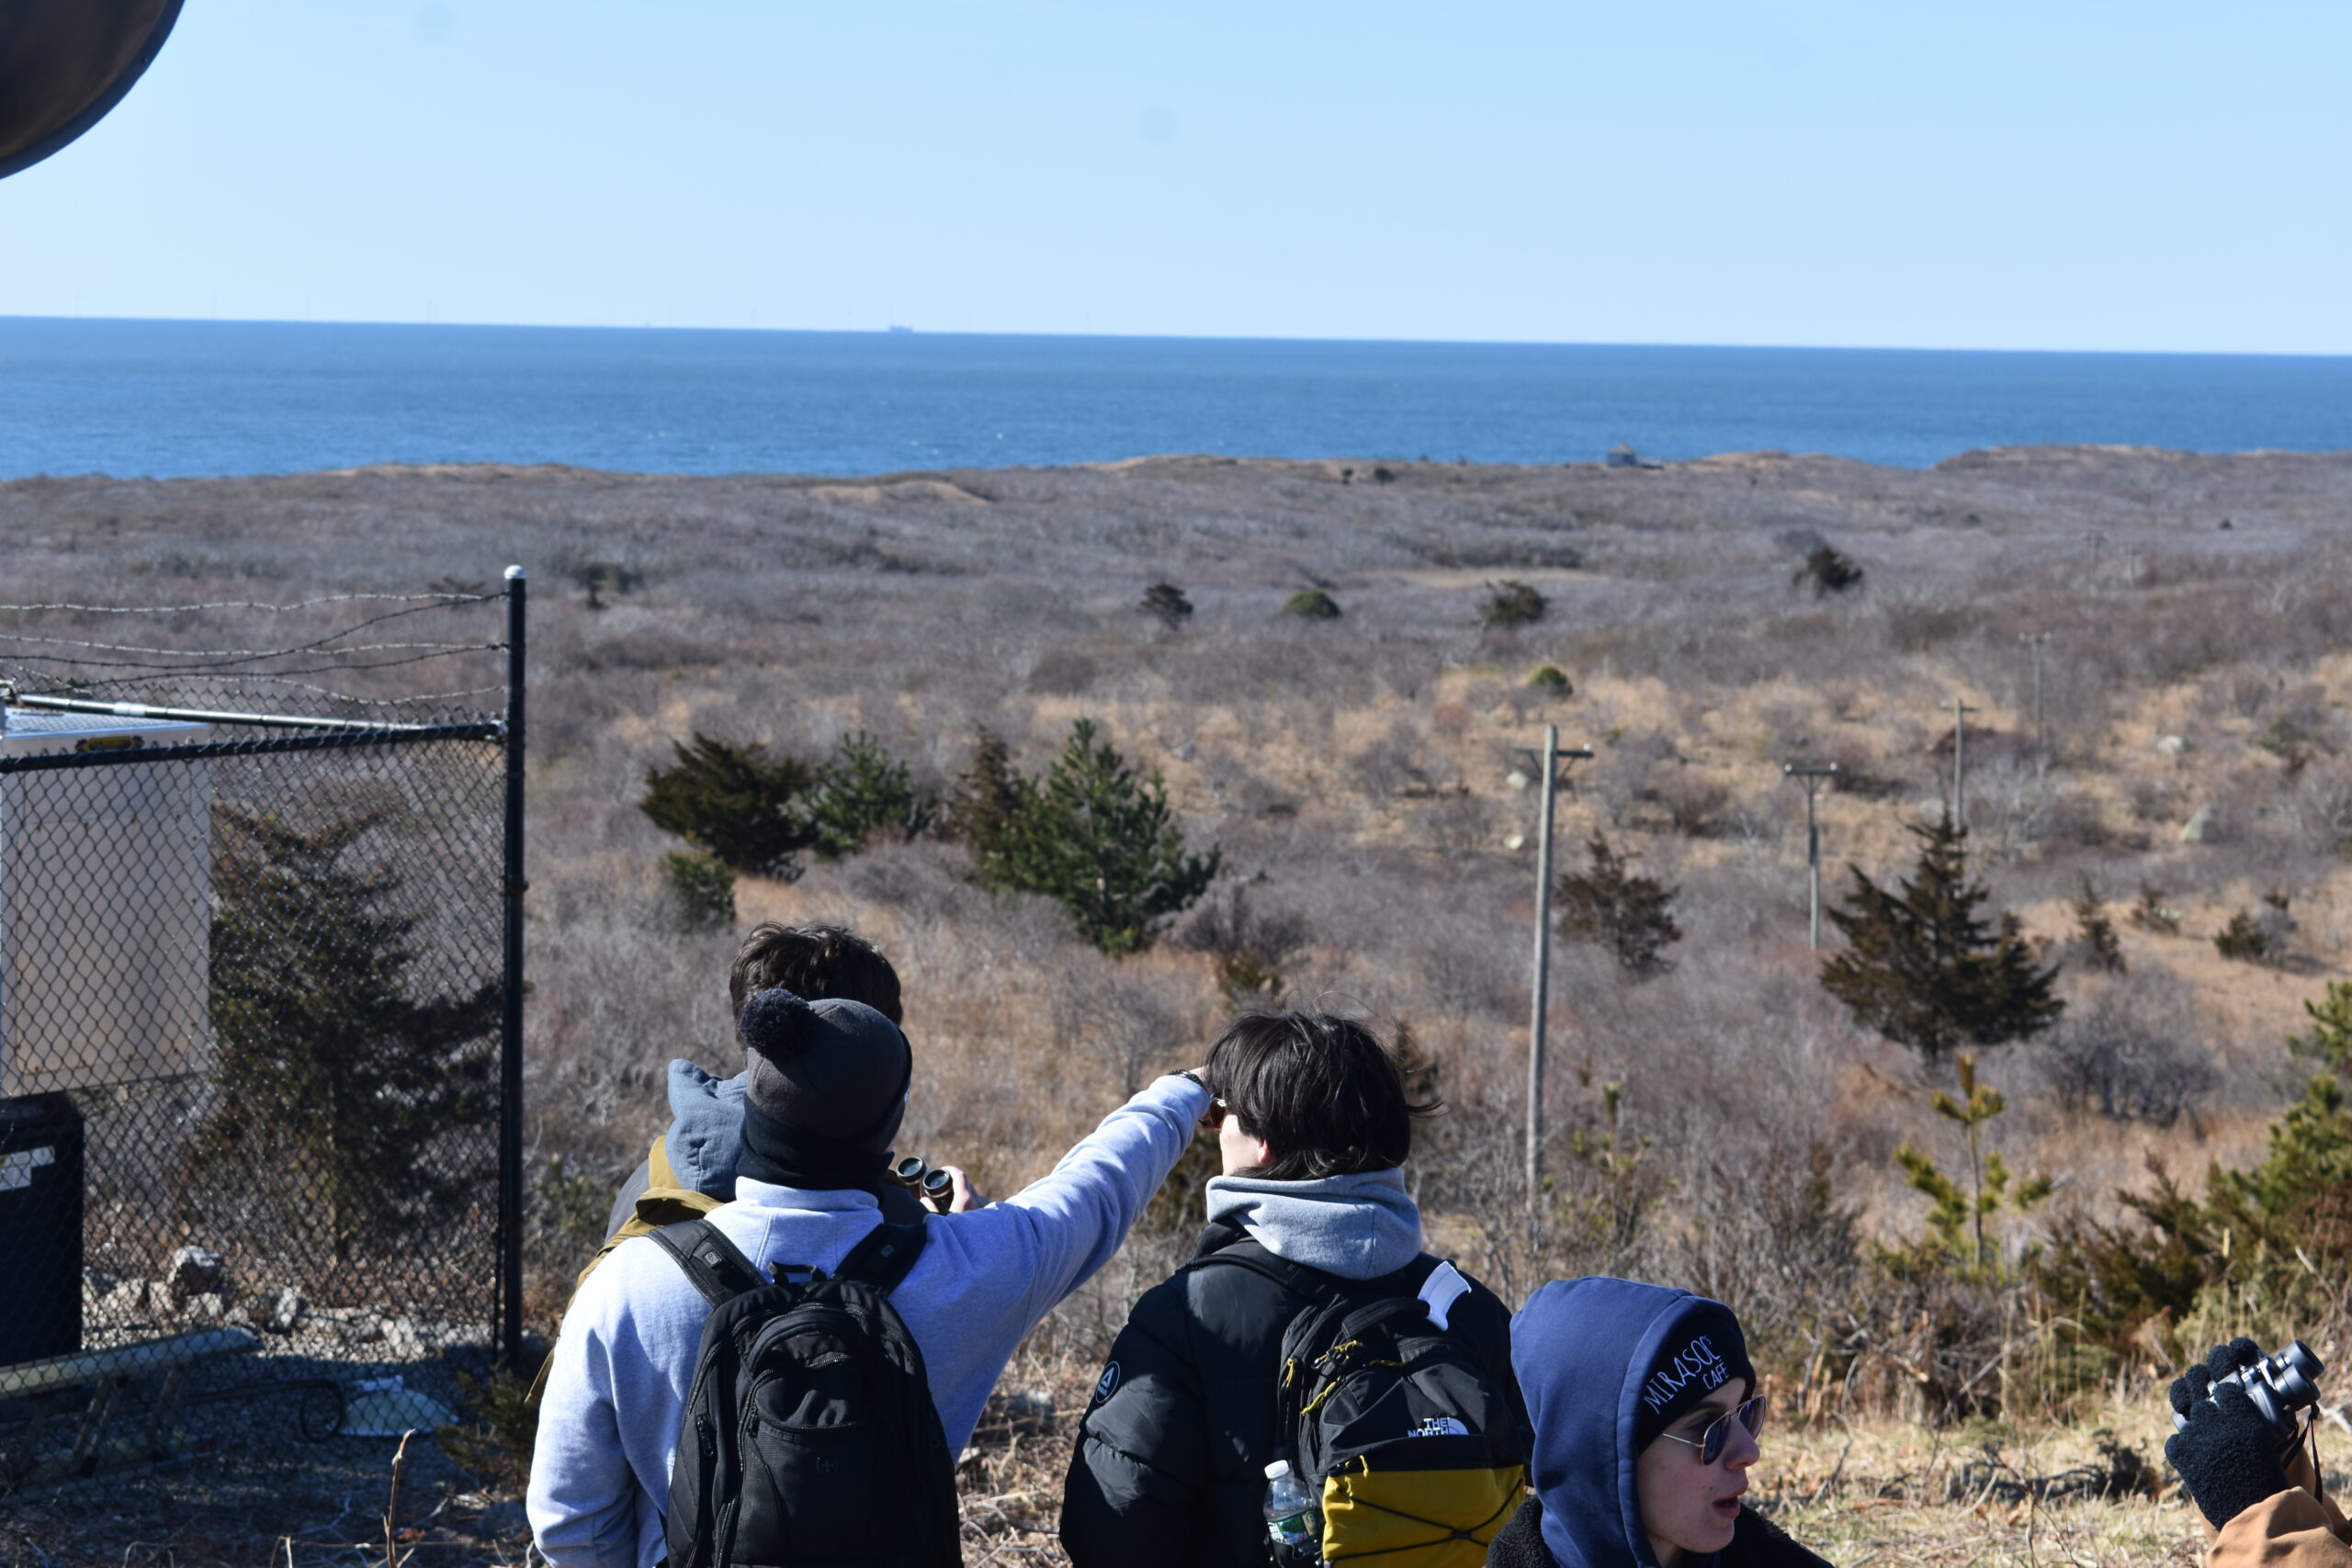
top-left (0, 579), bottom-right (523, 1493)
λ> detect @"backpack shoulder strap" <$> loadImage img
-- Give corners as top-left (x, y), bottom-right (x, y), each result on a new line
top-left (1182, 1237), bottom-right (1332, 1304)
top-left (649, 1218), bottom-right (766, 1306)
top-left (832, 1217), bottom-right (928, 1294)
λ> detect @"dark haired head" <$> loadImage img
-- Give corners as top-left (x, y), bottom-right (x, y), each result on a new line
top-left (1206, 1012), bottom-right (1438, 1181)
top-left (729, 923), bottom-right (904, 1025)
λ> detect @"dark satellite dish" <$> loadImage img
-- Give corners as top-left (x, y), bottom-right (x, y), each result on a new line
top-left (0, 0), bottom-right (187, 181)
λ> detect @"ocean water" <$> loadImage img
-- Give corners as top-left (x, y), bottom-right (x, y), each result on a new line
top-left (2, 316), bottom-right (2348, 479)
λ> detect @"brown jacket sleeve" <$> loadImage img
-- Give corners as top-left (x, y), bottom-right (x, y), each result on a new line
top-left (2211, 1485), bottom-right (2352, 1568)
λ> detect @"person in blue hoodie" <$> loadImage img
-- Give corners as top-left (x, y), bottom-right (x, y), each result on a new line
top-left (1490, 1278), bottom-right (1833, 1568)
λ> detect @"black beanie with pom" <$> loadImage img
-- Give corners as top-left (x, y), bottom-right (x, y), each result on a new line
top-left (735, 987), bottom-right (912, 1191)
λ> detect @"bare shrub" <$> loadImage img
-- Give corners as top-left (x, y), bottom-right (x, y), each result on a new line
top-left (2037, 970), bottom-right (2219, 1126)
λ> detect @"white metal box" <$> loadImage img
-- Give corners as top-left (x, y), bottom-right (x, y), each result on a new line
top-left (0, 711), bottom-right (213, 1094)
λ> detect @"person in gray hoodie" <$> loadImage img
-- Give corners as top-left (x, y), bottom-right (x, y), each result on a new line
top-left (1059, 1010), bottom-right (1524, 1567)
top-left (530, 986), bottom-right (1210, 1568)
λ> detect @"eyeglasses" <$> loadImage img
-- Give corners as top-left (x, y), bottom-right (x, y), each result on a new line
top-left (1654, 1396), bottom-right (1767, 1465)
top-left (1201, 1097), bottom-right (1231, 1131)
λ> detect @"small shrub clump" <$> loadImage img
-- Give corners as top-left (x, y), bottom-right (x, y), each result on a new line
top-left (2130, 881), bottom-right (2182, 935)
top-left (2214, 908), bottom-right (2272, 964)
top-left (1140, 581), bottom-right (1193, 630)
top-left (1792, 544), bottom-right (1865, 597)
top-left (1555, 832), bottom-right (1681, 979)
top-left (639, 733), bottom-right (821, 878)
top-left (641, 731), bottom-right (934, 878)
top-left (1281, 589), bottom-right (1342, 621)
top-left (1179, 881), bottom-right (1310, 1002)
top-left (806, 731), bottom-right (937, 861)
top-left (1480, 579), bottom-right (1547, 629)
top-left (1526, 665), bottom-right (1572, 694)
top-left (662, 850), bottom-right (737, 933)
top-left (2069, 876), bottom-right (2125, 974)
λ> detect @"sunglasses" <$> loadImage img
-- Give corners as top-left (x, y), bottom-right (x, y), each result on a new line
top-left (1654, 1396), bottom-right (1767, 1465)
top-left (1201, 1096), bottom-right (1231, 1131)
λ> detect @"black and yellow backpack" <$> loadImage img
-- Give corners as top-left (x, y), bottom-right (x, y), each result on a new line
top-left (1203, 1251), bottom-right (1528, 1568)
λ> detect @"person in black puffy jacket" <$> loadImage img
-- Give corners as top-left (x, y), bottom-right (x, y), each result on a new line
top-left (1059, 1011), bottom-right (1526, 1568)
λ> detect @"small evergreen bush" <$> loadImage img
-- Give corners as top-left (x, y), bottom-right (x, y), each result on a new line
top-left (806, 731), bottom-right (937, 860)
top-left (943, 728), bottom-right (1029, 873)
top-left (1792, 544), bottom-right (1865, 597)
top-left (639, 733), bottom-right (820, 878)
top-left (662, 850), bottom-right (737, 933)
top-left (2214, 908), bottom-right (2271, 964)
top-left (985, 717), bottom-right (1221, 954)
top-left (2130, 880), bottom-right (2182, 935)
top-left (1282, 589), bottom-right (1342, 621)
top-left (1555, 833), bottom-right (1681, 979)
top-left (1481, 580), bottom-right (1547, 629)
top-left (1526, 665), bottom-right (1572, 694)
top-left (2070, 875), bottom-right (2125, 974)
top-left (1140, 581), bottom-right (1194, 630)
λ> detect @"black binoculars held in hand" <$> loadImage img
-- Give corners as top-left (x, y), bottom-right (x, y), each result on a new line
top-left (2177, 1339), bottom-right (2326, 1438)
top-left (893, 1155), bottom-right (955, 1205)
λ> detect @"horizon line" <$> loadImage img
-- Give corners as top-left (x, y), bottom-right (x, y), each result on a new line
top-left (4, 312), bottom-right (2348, 363)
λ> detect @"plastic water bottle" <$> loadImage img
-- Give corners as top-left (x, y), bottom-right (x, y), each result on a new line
top-left (1262, 1458), bottom-right (1318, 1562)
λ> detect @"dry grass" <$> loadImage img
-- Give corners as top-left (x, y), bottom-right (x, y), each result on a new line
top-left (9, 445), bottom-right (2352, 1559)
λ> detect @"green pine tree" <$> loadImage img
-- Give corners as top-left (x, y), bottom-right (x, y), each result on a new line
top-left (639, 733), bottom-right (820, 877)
top-left (195, 807), bottom-right (502, 1263)
top-left (2288, 980), bottom-right (2352, 1077)
top-left (805, 731), bottom-right (936, 861)
top-left (1819, 810), bottom-right (2064, 1064)
top-left (944, 727), bottom-right (1033, 883)
top-left (2071, 875), bottom-right (2125, 975)
top-left (1892, 1052), bottom-right (2052, 1272)
top-left (1555, 832), bottom-right (1682, 979)
top-left (994, 718), bottom-right (1221, 954)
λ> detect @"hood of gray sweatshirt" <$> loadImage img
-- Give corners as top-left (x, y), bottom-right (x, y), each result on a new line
top-left (1204, 1166), bottom-right (1423, 1280)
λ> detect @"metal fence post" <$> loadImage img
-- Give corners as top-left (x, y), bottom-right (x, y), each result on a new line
top-left (500, 566), bottom-right (527, 1371)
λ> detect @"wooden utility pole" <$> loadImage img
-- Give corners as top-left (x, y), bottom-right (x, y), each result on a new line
top-left (1951, 697), bottom-right (1978, 823)
top-left (1515, 725), bottom-right (1592, 1199)
top-left (2019, 632), bottom-right (2051, 772)
top-left (1784, 762), bottom-right (1838, 950)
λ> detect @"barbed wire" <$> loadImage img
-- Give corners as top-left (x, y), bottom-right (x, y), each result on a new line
top-left (0, 592), bottom-right (499, 615)
top-left (0, 600), bottom-right (503, 673)
top-left (0, 631), bottom-right (492, 658)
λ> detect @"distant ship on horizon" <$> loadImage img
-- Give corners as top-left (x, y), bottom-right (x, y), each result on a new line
top-left (887, 323), bottom-right (914, 334)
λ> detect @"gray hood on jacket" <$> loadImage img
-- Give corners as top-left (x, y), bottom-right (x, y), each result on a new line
top-left (665, 1059), bottom-right (749, 1198)
top-left (1204, 1167), bottom-right (1422, 1279)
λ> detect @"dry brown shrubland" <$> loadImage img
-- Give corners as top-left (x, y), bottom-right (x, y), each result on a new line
top-left (10, 446), bottom-right (2352, 1559)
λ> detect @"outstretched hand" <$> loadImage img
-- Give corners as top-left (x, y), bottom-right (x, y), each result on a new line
top-left (924, 1165), bottom-right (987, 1213)
top-left (2166, 1338), bottom-right (2290, 1529)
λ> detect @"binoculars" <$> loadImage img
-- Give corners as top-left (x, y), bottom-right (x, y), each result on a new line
top-left (2176, 1339), bottom-right (2326, 1438)
top-left (892, 1155), bottom-right (955, 1206)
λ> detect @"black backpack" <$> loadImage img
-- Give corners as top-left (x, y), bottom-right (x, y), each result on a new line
top-left (1193, 1249), bottom-right (1526, 1568)
top-left (651, 1216), bottom-right (962, 1568)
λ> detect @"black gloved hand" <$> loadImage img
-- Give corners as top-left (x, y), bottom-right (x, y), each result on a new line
top-left (2166, 1338), bottom-right (2289, 1529)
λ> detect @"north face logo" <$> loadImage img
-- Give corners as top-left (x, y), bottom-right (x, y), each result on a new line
top-left (1410, 1416), bottom-right (1470, 1438)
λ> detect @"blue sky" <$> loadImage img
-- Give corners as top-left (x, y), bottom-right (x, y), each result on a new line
top-left (2, 0), bottom-right (2346, 353)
